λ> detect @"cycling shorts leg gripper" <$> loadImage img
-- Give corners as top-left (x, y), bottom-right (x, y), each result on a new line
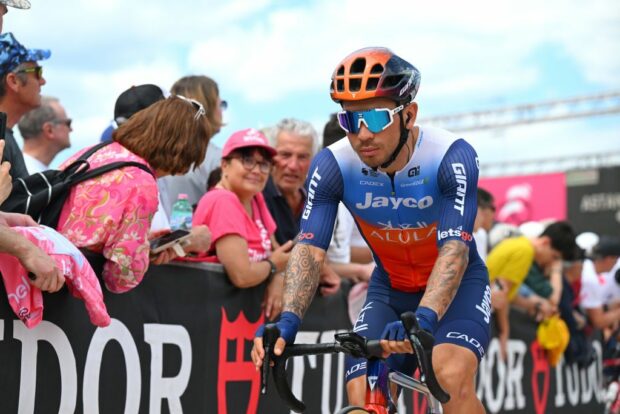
top-left (345, 295), bottom-right (399, 382)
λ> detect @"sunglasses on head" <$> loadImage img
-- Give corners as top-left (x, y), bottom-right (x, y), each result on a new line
top-left (174, 94), bottom-right (206, 120)
top-left (337, 105), bottom-right (404, 134)
top-left (14, 66), bottom-right (43, 80)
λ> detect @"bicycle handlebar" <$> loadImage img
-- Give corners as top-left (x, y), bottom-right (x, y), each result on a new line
top-left (261, 311), bottom-right (450, 412)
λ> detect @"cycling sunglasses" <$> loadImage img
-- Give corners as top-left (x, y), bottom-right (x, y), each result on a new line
top-left (337, 105), bottom-right (404, 134)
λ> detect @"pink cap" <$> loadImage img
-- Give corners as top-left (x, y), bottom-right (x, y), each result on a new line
top-left (222, 128), bottom-right (277, 158)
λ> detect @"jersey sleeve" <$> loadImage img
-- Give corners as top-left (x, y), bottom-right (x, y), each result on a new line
top-left (298, 149), bottom-right (344, 251)
top-left (436, 138), bottom-right (480, 247)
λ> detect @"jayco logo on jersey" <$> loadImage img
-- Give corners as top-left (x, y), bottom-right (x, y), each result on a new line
top-left (452, 163), bottom-right (467, 216)
top-left (475, 285), bottom-right (492, 324)
top-left (302, 167), bottom-right (322, 220)
top-left (355, 192), bottom-right (433, 210)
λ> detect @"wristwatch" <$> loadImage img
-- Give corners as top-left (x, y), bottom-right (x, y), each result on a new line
top-left (265, 258), bottom-right (277, 281)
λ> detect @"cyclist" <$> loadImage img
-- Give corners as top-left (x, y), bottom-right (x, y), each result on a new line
top-left (252, 47), bottom-right (490, 413)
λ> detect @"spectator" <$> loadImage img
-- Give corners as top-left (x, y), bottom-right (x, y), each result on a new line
top-left (0, 32), bottom-right (49, 180)
top-left (0, 1), bottom-right (30, 33)
top-left (158, 75), bottom-right (225, 216)
top-left (98, 84), bottom-right (211, 255)
top-left (18, 96), bottom-right (72, 173)
top-left (473, 187), bottom-right (495, 261)
top-left (192, 128), bottom-right (293, 319)
top-left (487, 220), bottom-right (577, 359)
top-left (0, 2), bottom-right (64, 294)
top-left (56, 95), bottom-right (210, 293)
top-left (560, 248), bottom-right (595, 366)
top-left (100, 83), bottom-right (165, 143)
top-left (263, 118), bottom-right (341, 296)
top-left (580, 236), bottom-right (620, 330)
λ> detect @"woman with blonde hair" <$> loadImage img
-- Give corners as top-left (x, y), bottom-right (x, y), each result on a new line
top-left (57, 96), bottom-right (210, 293)
top-left (158, 75), bottom-right (226, 214)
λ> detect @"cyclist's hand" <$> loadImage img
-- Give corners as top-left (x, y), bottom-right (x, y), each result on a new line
top-left (252, 312), bottom-right (301, 370)
top-left (380, 320), bottom-right (413, 356)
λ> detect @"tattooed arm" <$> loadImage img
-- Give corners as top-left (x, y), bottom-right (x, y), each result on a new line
top-left (419, 240), bottom-right (469, 318)
top-left (282, 243), bottom-right (326, 318)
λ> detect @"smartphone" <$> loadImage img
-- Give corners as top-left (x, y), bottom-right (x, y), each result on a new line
top-left (0, 112), bottom-right (7, 140)
top-left (150, 229), bottom-right (191, 254)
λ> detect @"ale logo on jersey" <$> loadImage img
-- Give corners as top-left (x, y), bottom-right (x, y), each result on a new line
top-left (408, 165), bottom-right (420, 177)
top-left (356, 193), bottom-right (433, 210)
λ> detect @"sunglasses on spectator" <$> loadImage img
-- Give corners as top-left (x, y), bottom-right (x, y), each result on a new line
top-left (14, 66), bottom-right (44, 80)
top-left (229, 155), bottom-right (272, 173)
top-left (174, 95), bottom-right (206, 120)
top-left (220, 100), bottom-right (228, 110)
top-left (337, 105), bottom-right (404, 134)
top-left (53, 118), bottom-right (72, 128)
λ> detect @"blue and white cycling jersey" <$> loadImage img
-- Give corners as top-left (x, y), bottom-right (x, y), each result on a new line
top-left (299, 126), bottom-right (484, 291)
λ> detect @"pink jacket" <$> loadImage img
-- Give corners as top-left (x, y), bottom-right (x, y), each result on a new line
top-left (0, 226), bottom-right (111, 328)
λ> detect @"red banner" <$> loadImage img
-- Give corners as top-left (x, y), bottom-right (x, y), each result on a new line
top-left (479, 173), bottom-right (566, 226)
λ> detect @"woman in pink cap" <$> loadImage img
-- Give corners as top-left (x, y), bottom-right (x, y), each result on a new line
top-left (192, 128), bottom-right (293, 320)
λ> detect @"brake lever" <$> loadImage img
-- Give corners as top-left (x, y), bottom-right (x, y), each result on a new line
top-left (262, 324), bottom-right (280, 394)
top-left (400, 311), bottom-right (450, 403)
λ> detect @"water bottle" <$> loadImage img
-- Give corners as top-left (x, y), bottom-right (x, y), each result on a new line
top-left (170, 193), bottom-right (193, 231)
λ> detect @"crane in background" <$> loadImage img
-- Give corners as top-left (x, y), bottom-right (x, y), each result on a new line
top-left (419, 91), bottom-right (620, 176)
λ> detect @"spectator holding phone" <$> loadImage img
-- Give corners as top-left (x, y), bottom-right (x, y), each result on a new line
top-left (56, 96), bottom-right (210, 293)
top-left (192, 128), bottom-right (293, 320)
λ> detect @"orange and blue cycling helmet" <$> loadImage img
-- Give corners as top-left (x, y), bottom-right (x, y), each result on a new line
top-left (330, 47), bottom-right (421, 105)
top-left (331, 47), bottom-right (421, 169)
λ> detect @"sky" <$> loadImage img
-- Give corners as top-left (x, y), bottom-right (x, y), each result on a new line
top-left (5, 0), bottom-right (620, 176)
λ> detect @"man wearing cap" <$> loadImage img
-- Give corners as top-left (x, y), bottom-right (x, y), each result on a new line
top-left (0, 4), bottom-right (64, 293)
top-left (0, 0), bottom-right (30, 33)
top-left (580, 236), bottom-right (620, 330)
top-left (100, 84), bottom-right (165, 142)
top-left (18, 96), bottom-right (72, 173)
top-left (0, 31), bottom-right (49, 180)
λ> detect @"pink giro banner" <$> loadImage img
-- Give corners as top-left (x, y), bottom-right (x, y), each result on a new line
top-left (479, 173), bottom-right (566, 226)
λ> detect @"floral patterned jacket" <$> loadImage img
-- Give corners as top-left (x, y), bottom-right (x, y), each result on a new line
top-left (57, 142), bottom-right (158, 293)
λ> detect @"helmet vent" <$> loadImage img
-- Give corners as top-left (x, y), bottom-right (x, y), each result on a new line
top-left (336, 79), bottom-right (345, 92)
top-left (337, 65), bottom-right (345, 76)
top-left (350, 58), bottom-right (366, 74)
top-left (370, 63), bottom-right (384, 74)
top-left (366, 77), bottom-right (379, 91)
top-left (382, 74), bottom-right (404, 89)
top-left (349, 78), bottom-right (362, 92)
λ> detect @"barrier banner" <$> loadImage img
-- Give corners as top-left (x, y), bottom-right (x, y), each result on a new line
top-left (479, 173), bottom-right (566, 225)
top-left (566, 166), bottom-right (620, 235)
top-left (0, 258), bottom-right (604, 413)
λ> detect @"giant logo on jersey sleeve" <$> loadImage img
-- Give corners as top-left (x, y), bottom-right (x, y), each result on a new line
top-left (355, 217), bottom-right (439, 291)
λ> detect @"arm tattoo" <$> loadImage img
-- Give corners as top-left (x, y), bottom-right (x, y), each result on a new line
top-left (419, 240), bottom-right (469, 319)
top-left (282, 244), bottom-right (322, 318)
